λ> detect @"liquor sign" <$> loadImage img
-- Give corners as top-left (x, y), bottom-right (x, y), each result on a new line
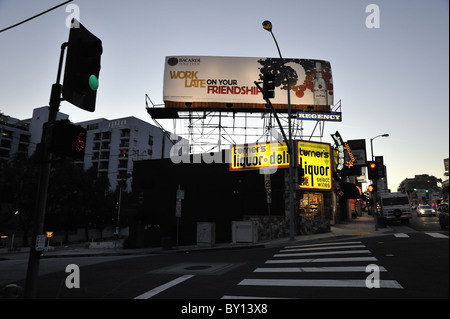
top-left (230, 141), bottom-right (290, 171)
top-left (163, 56), bottom-right (333, 111)
top-left (297, 141), bottom-right (333, 191)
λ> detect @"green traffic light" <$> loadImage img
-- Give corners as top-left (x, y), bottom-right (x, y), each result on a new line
top-left (89, 74), bottom-right (99, 91)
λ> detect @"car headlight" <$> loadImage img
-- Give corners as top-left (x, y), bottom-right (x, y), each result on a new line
top-left (432, 209), bottom-right (436, 213)
top-left (419, 209), bottom-right (424, 213)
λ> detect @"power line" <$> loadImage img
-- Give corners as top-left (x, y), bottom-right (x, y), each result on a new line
top-left (0, 0), bottom-right (74, 33)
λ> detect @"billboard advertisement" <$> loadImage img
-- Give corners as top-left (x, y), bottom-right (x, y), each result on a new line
top-left (164, 56), bottom-right (333, 112)
top-left (297, 140), bottom-right (333, 191)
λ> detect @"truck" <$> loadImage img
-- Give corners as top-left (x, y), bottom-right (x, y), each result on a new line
top-left (379, 192), bottom-right (412, 224)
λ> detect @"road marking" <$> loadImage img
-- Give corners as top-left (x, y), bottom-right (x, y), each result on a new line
top-left (425, 232), bottom-right (449, 238)
top-left (285, 241), bottom-right (362, 249)
top-left (394, 233), bottom-right (410, 238)
top-left (280, 244), bottom-right (366, 252)
top-left (254, 266), bottom-right (387, 273)
top-left (133, 275), bottom-right (194, 299)
top-left (221, 295), bottom-right (292, 299)
top-left (238, 279), bottom-right (403, 289)
top-left (274, 250), bottom-right (371, 258)
top-left (265, 256), bottom-right (378, 264)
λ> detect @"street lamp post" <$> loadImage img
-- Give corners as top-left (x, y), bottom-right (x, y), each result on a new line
top-left (370, 134), bottom-right (389, 161)
top-left (262, 21), bottom-right (296, 241)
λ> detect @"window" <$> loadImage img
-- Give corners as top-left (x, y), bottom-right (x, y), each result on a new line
top-left (1, 130), bottom-right (13, 139)
top-left (119, 150), bottom-right (128, 158)
top-left (120, 128), bottom-right (130, 138)
top-left (382, 197), bottom-right (409, 206)
top-left (102, 131), bottom-right (111, 140)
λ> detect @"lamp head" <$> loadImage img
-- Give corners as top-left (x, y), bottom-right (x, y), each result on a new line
top-left (262, 20), bottom-right (272, 32)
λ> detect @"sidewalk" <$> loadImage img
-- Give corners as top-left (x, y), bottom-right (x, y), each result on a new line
top-left (1, 214), bottom-right (392, 259)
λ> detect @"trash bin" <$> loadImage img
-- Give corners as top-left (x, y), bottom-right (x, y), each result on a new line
top-left (197, 222), bottom-right (215, 247)
top-left (232, 221), bottom-right (258, 243)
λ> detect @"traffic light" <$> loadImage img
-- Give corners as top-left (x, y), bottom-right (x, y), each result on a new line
top-left (367, 161), bottom-right (378, 181)
top-left (62, 19), bottom-right (102, 112)
top-left (263, 73), bottom-right (275, 100)
top-left (48, 120), bottom-right (86, 160)
top-left (368, 184), bottom-right (377, 193)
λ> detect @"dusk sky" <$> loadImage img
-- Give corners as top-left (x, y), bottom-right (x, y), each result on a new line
top-left (1, 0), bottom-right (448, 191)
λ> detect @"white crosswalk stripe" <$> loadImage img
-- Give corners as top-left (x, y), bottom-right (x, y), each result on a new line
top-left (393, 232), bottom-right (449, 239)
top-left (227, 240), bottom-right (404, 298)
top-left (425, 232), bottom-right (449, 238)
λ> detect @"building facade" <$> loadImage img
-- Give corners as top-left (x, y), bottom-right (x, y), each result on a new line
top-left (2, 107), bottom-right (179, 192)
top-left (0, 113), bottom-right (31, 167)
top-left (76, 116), bottom-right (176, 191)
top-left (397, 174), bottom-right (442, 206)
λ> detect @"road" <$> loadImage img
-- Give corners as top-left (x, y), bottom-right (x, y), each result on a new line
top-left (1, 212), bottom-right (448, 304)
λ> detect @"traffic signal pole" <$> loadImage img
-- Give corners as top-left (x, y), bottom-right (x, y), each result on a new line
top-left (24, 43), bottom-right (67, 299)
top-left (261, 21), bottom-right (296, 241)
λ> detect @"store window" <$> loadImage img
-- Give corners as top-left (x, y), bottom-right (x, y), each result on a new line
top-left (298, 192), bottom-right (330, 234)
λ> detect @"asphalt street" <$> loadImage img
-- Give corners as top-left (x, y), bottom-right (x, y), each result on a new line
top-left (1, 212), bottom-right (448, 302)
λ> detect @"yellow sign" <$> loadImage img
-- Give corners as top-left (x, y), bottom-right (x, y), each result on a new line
top-left (230, 142), bottom-right (290, 171)
top-left (297, 141), bottom-right (332, 190)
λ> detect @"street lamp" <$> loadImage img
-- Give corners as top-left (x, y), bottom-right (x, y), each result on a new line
top-left (370, 134), bottom-right (389, 160)
top-left (262, 20), bottom-right (295, 241)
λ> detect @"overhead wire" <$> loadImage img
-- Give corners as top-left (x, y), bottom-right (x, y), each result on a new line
top-left (0, 0), bottom-right (74, 33)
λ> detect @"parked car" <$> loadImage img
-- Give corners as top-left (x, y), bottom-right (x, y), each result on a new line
top-left (416, 204), bottom-right (436, 217)
top-left (437, 203), bottom-right (449, 229)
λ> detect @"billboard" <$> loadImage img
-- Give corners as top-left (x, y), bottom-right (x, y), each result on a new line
top-left (297, 141), bottom-right (333, 191)
top-left (164, 56), bottom-right (333, 112)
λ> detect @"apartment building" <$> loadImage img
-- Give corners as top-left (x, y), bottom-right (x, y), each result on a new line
top-left (76, 116), bottom-right (176, 191)
top-left (2, 107), bottom-right (179, 192)
top-left (0, 113), bottom-right (31, 167)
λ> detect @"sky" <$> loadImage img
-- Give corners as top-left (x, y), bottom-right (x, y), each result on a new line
top-left (0, 0), bottom-right (449, 191)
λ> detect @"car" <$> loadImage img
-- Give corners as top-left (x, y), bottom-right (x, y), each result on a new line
top-left (416, 204), bottom-right (436, 217)
top-left (379, 192), bottom-right (412, 224)
top-left (437, 203), bottom-right (449, 229)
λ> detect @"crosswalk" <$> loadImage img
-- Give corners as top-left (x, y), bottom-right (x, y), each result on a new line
top-left (223, 232), bottom-right (448, 299)
top-left (223, 240), bottom-right (400, 299)
top-left (394, 232), bottom-right (449, 239)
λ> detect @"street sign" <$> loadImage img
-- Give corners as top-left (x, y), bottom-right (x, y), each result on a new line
top-left (270, 127), bottom-right (284, 145)
top-left (176, 199), bottom-right (182, 217)
top-left (35, 235), bottom-right (46, 252)
top-left (176, 189), bottom-right (185, 200)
